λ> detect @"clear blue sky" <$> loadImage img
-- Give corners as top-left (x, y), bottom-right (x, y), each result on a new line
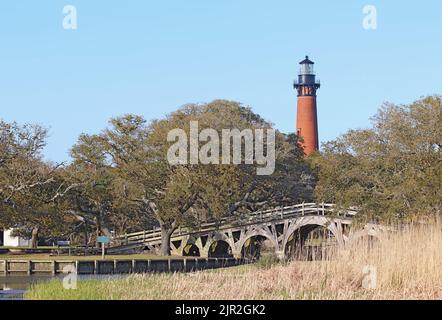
top-left (1, 1), bottom-right (441, 162)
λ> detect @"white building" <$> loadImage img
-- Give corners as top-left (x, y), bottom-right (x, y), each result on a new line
top-left (2, 229), bottom-right (30, 247)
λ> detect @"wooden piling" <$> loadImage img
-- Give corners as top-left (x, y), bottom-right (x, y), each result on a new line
top-left (94, 260), bottom-right (98, 274)
top-left (51, 261), bottom-right (56, 276)
top-left (3, 259), bottom-right (8, 275)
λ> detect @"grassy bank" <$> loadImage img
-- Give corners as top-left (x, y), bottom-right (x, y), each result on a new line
top-left (26, 221), bottom-right (442, 300)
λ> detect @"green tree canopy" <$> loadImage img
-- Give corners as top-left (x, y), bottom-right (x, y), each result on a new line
top-left (313, 95), bottom-right (442, 223)
top-left (0, 120), bottom-right (67, 247)
top-left (72, 100), bottom-right (314, 255)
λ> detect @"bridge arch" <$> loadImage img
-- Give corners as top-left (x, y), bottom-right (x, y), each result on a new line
top-left (175, 236), bottom-right (201, 257)
top-left (283, 216), bottom-right (343, 249)
top-left (208, 240), bottom-right (233, 258)
top-left (182, 243), bottom-right (201, 257)
top-left (199, 232), bottom-right (235, 258)
top-left (283, 217), bottom-right (343, 260)
top-left (238, 227), bottom-right (280, 259)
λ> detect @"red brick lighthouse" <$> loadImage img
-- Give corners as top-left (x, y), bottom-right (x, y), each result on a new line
top-left (294, 56), bottom-right (321, 156)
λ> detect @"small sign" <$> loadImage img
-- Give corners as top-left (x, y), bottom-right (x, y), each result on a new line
top-left (97, 236), bottom-right (111, 244)
top-left (97, 236), bottom-right (111, 260)
top-left (56, 240), bottom-right (71, 246)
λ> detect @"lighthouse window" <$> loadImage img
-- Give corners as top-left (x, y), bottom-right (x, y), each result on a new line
top-left (300, 64), bottom-right (314, 75)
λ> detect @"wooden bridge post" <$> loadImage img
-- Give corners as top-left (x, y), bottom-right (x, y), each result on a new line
top-left (27, 261), bottom-right (32, 276)
top-left (4, 259), bottom-right (8, 275)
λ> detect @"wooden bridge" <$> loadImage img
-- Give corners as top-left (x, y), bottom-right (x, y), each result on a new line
top-left (111, 203), bottom-right (382, 259)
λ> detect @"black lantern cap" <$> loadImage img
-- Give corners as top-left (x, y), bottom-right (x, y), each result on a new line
top-left (299, 56), bottom-right (314, 65)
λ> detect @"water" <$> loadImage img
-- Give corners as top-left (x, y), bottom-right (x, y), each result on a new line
top-left (0, 274), bottom-right (125, 300)
top-left (0, 275), bottom-right (56, 300)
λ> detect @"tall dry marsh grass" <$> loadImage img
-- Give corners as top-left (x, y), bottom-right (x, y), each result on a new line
top-left (27, 220), bottom-right (442, 300)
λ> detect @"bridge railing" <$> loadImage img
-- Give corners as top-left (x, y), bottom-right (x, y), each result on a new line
top-left (113, 203), bottom-right (357, 245)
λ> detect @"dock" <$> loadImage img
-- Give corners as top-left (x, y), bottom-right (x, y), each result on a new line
top-left (0, 258), bottom-right (243, 275)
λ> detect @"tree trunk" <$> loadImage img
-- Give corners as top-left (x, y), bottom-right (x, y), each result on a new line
top-left (159, 226), bottom-right (175, 256)
top-left (95, 225), bottom-right (101, 248)
top-left (30, 227), bottom-right (39, 249)
top-left (95, 216), bottom-right (102, 248)
top-left (84, 223), bottom-right (89, 256)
